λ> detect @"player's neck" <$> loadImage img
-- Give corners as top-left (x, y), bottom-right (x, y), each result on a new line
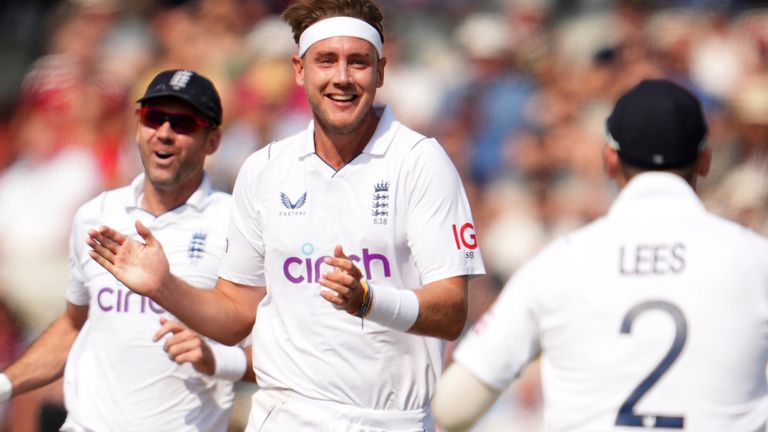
top-left (141, 173), bottom-right (203, 216)
top-left (313, 111), bottom-right (380, 171)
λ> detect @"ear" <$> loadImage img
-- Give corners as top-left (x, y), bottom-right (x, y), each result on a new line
top-left (376, 56), bottom-right (387, 88)
top-left (696, 147), bottom-right (711, 177)
top-left (135, 118), bottom-right (142, 144)
top-left (205, 129), bottom-right (221, 155)
top-left (602, 145), bottom-right (620, 179)
top-left (292, 54), bottom-right (305, 87)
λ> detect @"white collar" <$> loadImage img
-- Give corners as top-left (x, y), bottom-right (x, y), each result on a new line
top-left (607, 172), bottom-right (706, 221)
top-left (299, 105), bottom-right (398, 158)
top-left (126, 171), bottom-right (213, 212)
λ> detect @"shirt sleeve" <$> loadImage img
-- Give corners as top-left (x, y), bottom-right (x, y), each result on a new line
top-left (403, 139), bottom-right (485, 285)
top-left (453, 261), bottom-right (542, 391)
top-left (66, 204), bottom-right (91, 306)
top-left (217, 151), bottom-right (267, 286)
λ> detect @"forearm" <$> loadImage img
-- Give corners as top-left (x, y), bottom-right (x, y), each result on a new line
top-left (363, 276), bottom-right (468, 340)
top-left (432, 362), bottom-right (501, 432)
top-left (152, 276), bottom-right (262, 345)
top-left (3, 305), bottom-right (85, 397)
top-left (319, 248), bottom-right (468, 340)
top-left (409, 279), bottom-right (467, 340)
top-left (241, 346), bottom-right (256, 383)
top-left (242, 365), bottom-right (257, 383)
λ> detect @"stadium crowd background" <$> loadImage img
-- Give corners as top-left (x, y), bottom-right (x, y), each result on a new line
top-left (0, 0), bottom-right (767, 430)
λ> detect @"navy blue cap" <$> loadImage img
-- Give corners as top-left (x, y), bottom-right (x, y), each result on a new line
top-left (606, 79), bottom-right (708, 169)
top-left (137, 69), bottom-right (222, 126)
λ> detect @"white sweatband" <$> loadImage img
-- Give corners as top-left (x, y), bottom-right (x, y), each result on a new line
top-left (209, 344), bottom-right (247, 381)
top-left (366, 284), bottom-right (420, 331)
top-left (298, 16), bottom-right (383, 58)
top-left (0, 373), bottom-right (11, 402)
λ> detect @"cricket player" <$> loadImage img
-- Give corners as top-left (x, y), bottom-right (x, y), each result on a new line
top-left (86, 0), bottom-right (486, 430)
top-left (432, 79), bottom-right (768, 431)
top-left (0, 69), bottom-right (250, 431)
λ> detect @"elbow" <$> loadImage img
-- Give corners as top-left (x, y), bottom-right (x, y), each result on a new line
top-left (444, 285), bottom-right (469, 340)
top-left (219, 332), bottom-right (248, 346)
top-left (442, 307), bottom-right (468, 341)
top-left (443, 322), bottom-right (464, 341)
top-left (220, 317), bottom-right (254, 346)
top-left (219, 335), bottom-right (245, 347)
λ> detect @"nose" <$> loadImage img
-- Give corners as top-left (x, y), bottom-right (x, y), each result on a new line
top-left (333, 63), bottom-right (352, 86)
top-left (155, 120), bottom-right (175, 140)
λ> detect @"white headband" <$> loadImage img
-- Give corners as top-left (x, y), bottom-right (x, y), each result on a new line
top-left (298, 16), bottom-right (383, 58)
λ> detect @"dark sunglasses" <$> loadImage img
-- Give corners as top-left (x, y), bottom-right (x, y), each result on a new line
top-left (136, 107), bottom-right (213, 135)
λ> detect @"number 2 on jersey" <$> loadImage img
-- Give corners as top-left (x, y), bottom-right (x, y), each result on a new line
top-left (615, 300), bottom-right (687, 429)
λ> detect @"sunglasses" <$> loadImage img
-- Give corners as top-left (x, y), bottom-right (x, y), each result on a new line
top-left (136, 107), bottom-right (213, 135)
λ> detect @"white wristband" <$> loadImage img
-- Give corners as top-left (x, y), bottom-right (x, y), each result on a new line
top-left (0, 373), bottom-right (12, 402)
top-left (209, 344), bottom-right (248, 381)
top-left (366, 284), bottom-right (420, 332)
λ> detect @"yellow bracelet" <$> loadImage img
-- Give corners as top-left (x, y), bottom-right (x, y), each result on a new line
top-left (358, 280), bottom-right (374, 331)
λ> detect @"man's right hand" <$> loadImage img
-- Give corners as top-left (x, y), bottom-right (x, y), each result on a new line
top-left (154, 318), bottom-right (216, 376)
top-left (87, 220), bottom-right (170, 299)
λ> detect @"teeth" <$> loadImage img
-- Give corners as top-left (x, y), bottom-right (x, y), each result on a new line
top-left (329, 94), bottom-right (354, 101)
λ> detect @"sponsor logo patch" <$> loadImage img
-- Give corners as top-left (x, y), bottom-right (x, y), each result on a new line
top-left (279, 191), bottom-right (307, 216)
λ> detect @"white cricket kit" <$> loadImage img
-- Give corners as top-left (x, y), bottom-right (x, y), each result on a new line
top-left (456, 172), bottom-right (768, 432)
top-left (62, 173), bottom-right (237, 432)
top-left (219, 106), bottom-right (485, 429)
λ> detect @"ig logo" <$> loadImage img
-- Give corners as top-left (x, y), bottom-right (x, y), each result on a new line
top-left (452, 222), bottom-right (478, 256)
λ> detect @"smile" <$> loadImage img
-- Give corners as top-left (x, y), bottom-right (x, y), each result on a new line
top-left (328, 94), bottom-right (356, 102)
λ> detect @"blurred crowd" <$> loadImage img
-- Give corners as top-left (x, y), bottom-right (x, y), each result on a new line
top-left (1, 0), bottom-right (767, 430)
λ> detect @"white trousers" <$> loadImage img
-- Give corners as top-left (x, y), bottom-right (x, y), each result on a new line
top-left (245, 388), bottom-right (434, 432)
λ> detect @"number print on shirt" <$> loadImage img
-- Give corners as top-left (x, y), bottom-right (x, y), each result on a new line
top-left (615, 300), bottom-right (687, 429)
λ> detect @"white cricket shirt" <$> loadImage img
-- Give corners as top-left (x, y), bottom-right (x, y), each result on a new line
top-left (455, 172), bottom-right (768, 432)
top-left (219, 106), bottom-right (485, 412)
top-left (62, 173), bottom-right (236, 432)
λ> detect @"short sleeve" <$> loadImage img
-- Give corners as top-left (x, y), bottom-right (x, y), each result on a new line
top-left (66, 204), bottom-right (92, 306)
top-left (453, 262), bottom-right (542, 391)
top-left (403, 139), bottom-right (485, 285)
top-left (218, 151), bottom-right (267, 286)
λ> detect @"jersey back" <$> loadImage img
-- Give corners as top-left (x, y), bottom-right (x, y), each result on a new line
top-left (456, 173), bottom-right (768, 431)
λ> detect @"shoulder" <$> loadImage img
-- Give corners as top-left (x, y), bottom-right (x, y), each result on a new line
top-left (393, 120), bottom-right (429, 148)
top-left (393, 127), bottom-right (456, 177)
top-left (388, 120), bottom-right (440, 157)
top-left (203, 190), bottom-right (233, 215)
top-left (239, 131), bottom-right (306, 175)
top-left (703, 212), bottom-right (768, 263)
top-left (74, 184), bottom-right (131, 222)
top-left (69, 185), bottom-right (133, 242)
top-left (520, 218), bottom-right (609, 276)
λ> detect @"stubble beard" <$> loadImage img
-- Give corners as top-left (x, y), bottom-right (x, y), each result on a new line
top-left (314, 102), bottom-right (372, 136)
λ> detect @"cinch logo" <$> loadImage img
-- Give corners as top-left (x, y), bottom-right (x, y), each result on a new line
top-left (283, 244), bottom-right (392, 284)
top-left (97, 287), bottom-right (165, 314)
top-left (452, 223), bottom-right (478, 250)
